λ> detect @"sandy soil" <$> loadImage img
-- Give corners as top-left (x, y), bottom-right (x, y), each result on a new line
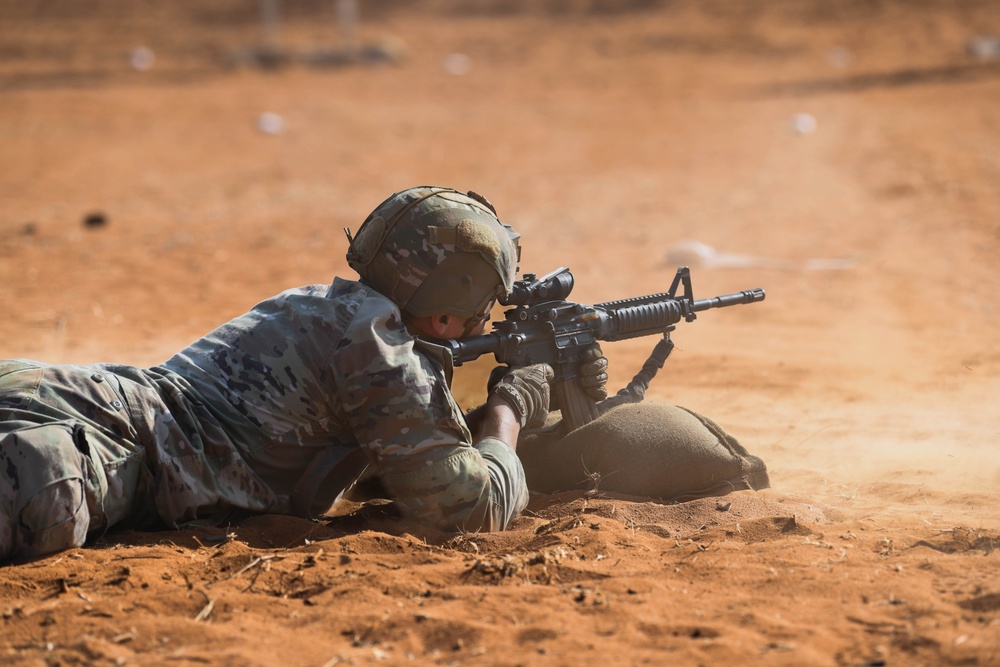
top-left (1, 1), bottom-right (999, 665)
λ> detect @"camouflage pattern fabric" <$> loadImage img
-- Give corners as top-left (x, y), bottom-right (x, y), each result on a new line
top-left (0, 279), bottom-right (528, 560)
top-left (0, 361), bottom-right (156, 559)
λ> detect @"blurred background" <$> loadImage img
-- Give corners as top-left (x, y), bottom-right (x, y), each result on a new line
top-left (1, 0), bottom-right (999, 493)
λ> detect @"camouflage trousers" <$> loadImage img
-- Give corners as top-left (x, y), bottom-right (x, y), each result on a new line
top-left (0, 360), bottom-right (157, 560)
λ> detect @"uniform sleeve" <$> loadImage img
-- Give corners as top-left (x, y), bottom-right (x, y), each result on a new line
top-left (334, 294), bottom-right (528, 532)
top-left (472, 436), bottom-right (530, 528)
top-left (374, 438), bottom-right (528, 532)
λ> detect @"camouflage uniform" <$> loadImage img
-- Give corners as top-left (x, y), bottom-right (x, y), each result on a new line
top-left (0, 279), bottom-right (528, 560)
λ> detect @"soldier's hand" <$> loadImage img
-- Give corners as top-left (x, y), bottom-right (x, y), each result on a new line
top-left (578, 343), bottom-right (609, 401)
top-left (489, 364), bottom-right (554, 430)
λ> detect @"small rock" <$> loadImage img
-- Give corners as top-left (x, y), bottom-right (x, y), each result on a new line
top-left (129, 47), bottom-right (155, 71)
top-left (826, 46), bottom-right (851, 68)
top-left (444, 53), bottom-right (471, 76)
top-left (790, 112), bottom-right (817, 135)
top-left (967, 36), bottom-right (1000, 60)
top-left (83, 212), bottom-right (108, 229)
top-left (258, 112), bottom-right (285, 135)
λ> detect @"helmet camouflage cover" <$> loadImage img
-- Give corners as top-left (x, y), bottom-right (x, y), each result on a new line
top-left (345, 186), bottom-right (521, 320)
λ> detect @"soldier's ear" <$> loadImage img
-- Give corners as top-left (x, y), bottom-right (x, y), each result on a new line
top-left (430, 314), bottom-right (452, 337)
top-left (406, 313), bottom-right (457, 340)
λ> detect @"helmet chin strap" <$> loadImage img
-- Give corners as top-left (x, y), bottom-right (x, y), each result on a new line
top-left (459, 317), bottom-right (482, 339)
top-left (459, 297), bottom-right (496, 338)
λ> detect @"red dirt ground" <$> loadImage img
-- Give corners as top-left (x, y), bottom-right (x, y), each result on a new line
top-left (1, 1), bottom-right (998, 665)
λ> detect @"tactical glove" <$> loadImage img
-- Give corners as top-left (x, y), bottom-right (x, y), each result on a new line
top-left (489, 364), bottom-right (554, 430)
top-left (578, 343), bottom-right (610, 401)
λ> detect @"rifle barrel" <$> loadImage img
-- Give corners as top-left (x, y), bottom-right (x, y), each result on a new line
top-left (690, 288), bottom-right (766, 312)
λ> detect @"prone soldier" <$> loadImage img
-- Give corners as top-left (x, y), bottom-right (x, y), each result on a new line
top-left (0, 186), bottom-right (576, 560)
top-left (0, 185), bottom-right (768, 562)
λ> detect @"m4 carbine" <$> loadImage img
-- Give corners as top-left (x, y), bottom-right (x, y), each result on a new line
top-left (444, 266), bottom-right (765, 432)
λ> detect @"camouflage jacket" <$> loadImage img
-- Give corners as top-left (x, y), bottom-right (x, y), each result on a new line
top-left (150, 278), bottom-right (527, 531)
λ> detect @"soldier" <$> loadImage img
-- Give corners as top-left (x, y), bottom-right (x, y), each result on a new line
top-left (0, 186), bottom-right (609, 561)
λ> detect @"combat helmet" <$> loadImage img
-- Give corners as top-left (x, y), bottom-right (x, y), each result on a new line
top-left (345, 186), bottom-right (521, 324)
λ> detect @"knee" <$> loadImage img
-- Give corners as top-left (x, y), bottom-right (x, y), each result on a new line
top-left (0, 429), bottom-right (93, 561)
top-left (13, 479), bottom-right (90, 559)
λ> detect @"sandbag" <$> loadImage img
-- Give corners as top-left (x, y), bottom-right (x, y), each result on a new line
top-left (516, 402), bottom-right (769, 501)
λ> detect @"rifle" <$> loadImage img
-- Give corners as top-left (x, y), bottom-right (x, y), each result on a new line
top-left (444, 266), bottom-right (765, 432)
